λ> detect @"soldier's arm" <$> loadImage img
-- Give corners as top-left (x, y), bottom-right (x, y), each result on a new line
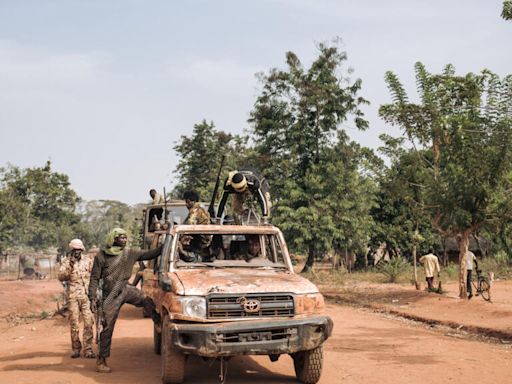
top-left (88, 256), bottom-right (101, 302)
top-left (131, 244), bottom-right (164, 261)
top-left (57, 257), bottom-right (72, 281)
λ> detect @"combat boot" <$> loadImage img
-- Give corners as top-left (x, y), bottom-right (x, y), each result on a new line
top-left (96, 357), bottom-right (111, 373)
top-left (70, 350), bottom-right (80, 359)
top-left (83, 350), bottom-right (96, 359)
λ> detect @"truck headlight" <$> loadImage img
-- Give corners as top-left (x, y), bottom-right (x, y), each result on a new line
top-left (178, 297), bottom-right (207, 318)
top-left (295, 293), bottom-right (325, 314)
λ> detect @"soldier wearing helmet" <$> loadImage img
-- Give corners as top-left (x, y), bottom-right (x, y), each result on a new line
top-left (58, 238), bottom-right (95, 359)
top-left (216, 168), bottom-right (272, 224)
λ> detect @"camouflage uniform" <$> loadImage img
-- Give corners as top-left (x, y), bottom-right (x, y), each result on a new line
top-left (184, 202), bottom-right (211, 248)
top-left (184, 202), bottom-right (210, 225)
top-left (58, 255), bottom-right (95, 356)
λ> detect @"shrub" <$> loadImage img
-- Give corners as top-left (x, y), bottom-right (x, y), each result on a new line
top-left (377, 257), bottom-right (411, 283)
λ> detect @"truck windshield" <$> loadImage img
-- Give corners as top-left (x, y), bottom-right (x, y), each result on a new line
top-left (173, 233), bottom-right (288, 269)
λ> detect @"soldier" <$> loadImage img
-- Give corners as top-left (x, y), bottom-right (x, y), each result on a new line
top-left (183, 190), bottom-right (211, 250)
top-left (216, 168), bottom-right (272, 224)
top-left (149, 188), bottom-right (165, 204)
top-left (183, 190), bottom-right (209, 225)
top-left (88, 228), bottom-right (163, 373)
top-left (58, 239), bottom-right (95, 359)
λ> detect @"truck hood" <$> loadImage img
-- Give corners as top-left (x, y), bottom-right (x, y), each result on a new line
top-left (173, 268), bottom-right (319, 296)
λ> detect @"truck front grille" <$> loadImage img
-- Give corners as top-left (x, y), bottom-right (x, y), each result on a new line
top-left (207, 293), bottom-right (295, 318)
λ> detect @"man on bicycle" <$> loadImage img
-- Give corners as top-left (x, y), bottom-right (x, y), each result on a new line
top-left (466, 250), bottom-right (479, 299)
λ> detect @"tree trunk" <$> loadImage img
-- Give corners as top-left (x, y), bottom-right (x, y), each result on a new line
top-left (457, 230), bottom-right (470, 299)
top-left (442, 237), bottom-right (449, 266)
top-left (364, 247), bottom-right (369, 269)
top-left (331, 252), bottom-right (338, 270)
top-left (344, 248), bottom-right (351, 274)
top-left (412, 242), bottom-right (419, 290)
top-left (301, 246), bottom-right (315, 273)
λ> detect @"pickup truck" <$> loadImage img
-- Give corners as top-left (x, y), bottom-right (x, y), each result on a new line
top-left (142, 223), bottom-right (333, 384)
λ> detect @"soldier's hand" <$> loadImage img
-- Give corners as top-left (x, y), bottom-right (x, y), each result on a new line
top-left (90, 301), bottom-right (97, 314)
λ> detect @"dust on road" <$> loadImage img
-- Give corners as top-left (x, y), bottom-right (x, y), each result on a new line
top-left (1, 291), bottom-right (511, 384)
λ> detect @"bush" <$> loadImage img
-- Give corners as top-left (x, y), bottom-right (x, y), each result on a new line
top-left (377, 257), bottom-right (411, 283)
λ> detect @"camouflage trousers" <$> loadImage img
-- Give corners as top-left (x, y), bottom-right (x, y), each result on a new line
top-left (69, 294), bottom-right (94, 354)
top-left (98, 285), bottom-right (155, 358)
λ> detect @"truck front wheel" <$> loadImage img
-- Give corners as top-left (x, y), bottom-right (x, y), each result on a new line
top-left (292, 346), bottom-right (323, 384)
top-left (161, 315), bottom-right (186, 384)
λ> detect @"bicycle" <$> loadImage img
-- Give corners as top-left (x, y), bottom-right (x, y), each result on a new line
top-left (471, 269), bottom-right (491, 302)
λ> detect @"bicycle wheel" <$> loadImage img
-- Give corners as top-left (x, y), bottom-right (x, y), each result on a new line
top-left (479, 278), bottom-right (491, 301)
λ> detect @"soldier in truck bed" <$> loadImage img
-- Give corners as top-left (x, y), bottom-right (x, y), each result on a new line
top-left (88, 228), bottom-right (163, 373)
top-left (183, 190), bottom-right (212, 250)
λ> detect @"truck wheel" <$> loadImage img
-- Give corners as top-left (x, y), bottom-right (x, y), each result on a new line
top-left (154, 324), bottom-right (161, 355)
top-left (161, 315), bottom-right (186, 384)
top-left (292, 346), bottom-right (323, 384)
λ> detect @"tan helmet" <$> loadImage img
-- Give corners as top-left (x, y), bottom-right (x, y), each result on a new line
top-left (68, 238), bottom-right (85, 251)
top-left (228, 171), bottom-right (248, 192)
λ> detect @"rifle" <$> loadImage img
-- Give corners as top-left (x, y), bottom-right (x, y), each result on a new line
top-left (208, 155), bottom-right (226, 222)
top-left (95, 279), bottom-right (104, 345)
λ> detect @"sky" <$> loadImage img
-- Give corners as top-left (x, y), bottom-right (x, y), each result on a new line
top-left (0, 0), bottom-right (510, 205)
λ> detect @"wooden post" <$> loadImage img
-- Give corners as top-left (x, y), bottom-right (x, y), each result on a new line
top-left (17, 254), bottom-right (21, 280)
top-left (413, 242), bottom-right (419, 290)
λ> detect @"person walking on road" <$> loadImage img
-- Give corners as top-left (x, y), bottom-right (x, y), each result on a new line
top-left (58, 239), bottom-right (95, 359)
top-left (419, 250), bottom-right (441, 291)
top-left (88, 228), bottom-right (163, 373)
top-left (466, 250), bottom-right (479, 299)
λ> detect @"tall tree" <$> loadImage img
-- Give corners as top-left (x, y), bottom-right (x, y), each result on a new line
top-left (0, 161), bottom-right (81, 251)
top-left (172, 120), bottom-right (247, 201)
top-left (249, 41), bottom-right (371, 271)
top-left (380, 63), bottom-right (512, 298)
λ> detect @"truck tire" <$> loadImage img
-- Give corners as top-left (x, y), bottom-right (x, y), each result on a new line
top-left (154, 324), bottom-right (161, 355)
top-left (292, 346), bottom-right (323, 384)
top-left (161, 315), bottom-right (186, 384)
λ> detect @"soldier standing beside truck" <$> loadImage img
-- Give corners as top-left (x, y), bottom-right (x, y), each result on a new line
top-left (58, 239), bottom-right (95, 359)
top-left (88, 228), bottom-right (163, 373)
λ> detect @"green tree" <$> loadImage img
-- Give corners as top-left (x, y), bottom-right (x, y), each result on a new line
top-left (503, 1), bottom-right (512, 20)
top-left (79, 200), bottom-right (141, 247)
top-left (0, 161), bottom-right (81, 251)
top-left (380, 63), bottom-right (512, 298)
top-left (172, 120), bottom-right (247, 201)
top-left (249, 41), bottom-right (371, 272)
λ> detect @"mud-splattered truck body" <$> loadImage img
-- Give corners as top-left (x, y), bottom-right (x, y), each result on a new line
top-left (142, 224), bottom-right (332, 384)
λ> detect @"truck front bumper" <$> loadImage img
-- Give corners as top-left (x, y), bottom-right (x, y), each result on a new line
top-left (168, 315), bottom-right (333, 357)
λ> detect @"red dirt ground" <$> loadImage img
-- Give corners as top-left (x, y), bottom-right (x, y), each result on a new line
top-left (1, 279), bottom-right (511, 383)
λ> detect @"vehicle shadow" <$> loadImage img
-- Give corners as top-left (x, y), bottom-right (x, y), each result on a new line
top-left (1, 338), bottom-right (297, 383)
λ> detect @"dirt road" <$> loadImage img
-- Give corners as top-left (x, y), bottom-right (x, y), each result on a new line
top-left (1, 298), bottom-right (511, 384)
